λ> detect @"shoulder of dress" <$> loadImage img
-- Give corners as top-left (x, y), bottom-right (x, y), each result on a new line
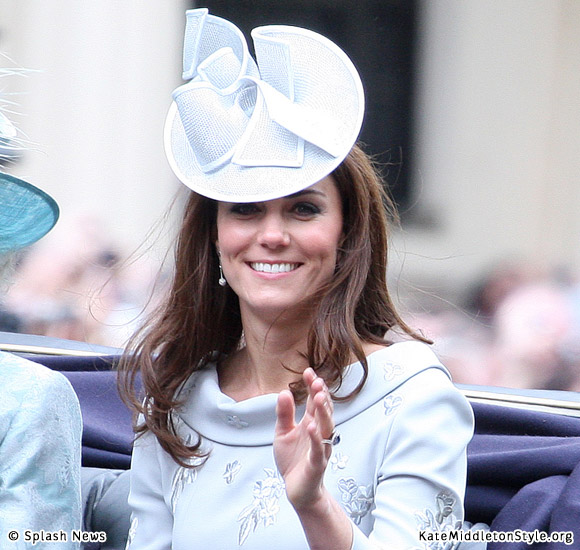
top-left (333, 341), bottom-right (454, 422)
top-left (340, 341), bottom-right (447, 391)
top-left (372, 340), bottom-right (442, 366)
top-left (175, 361), bottom-right (218, 400)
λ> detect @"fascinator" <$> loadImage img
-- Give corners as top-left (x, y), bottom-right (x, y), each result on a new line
top-left (165, 8), bottom-right (364, 202)
top-left (0, 111), bottom-right (59, 253)
top-left (0, 172), bottom-right (59, 253)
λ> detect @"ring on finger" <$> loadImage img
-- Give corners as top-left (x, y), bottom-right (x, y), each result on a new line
top-left (321, 430), bottom-right (341, 446)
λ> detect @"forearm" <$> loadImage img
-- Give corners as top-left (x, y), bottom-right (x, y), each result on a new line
top-left (294, 488), bottom-right (353, 550)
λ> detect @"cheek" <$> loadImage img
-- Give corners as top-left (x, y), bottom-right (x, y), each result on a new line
top-left (325, 215), bottom-right (344, 256)
top-left (216, 219), bottom-right (249, 254)
top-left (304, 226), bottom-right (342, 265)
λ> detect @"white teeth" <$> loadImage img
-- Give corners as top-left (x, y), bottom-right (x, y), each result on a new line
top-left (251, 262), bottom-right (298, 273)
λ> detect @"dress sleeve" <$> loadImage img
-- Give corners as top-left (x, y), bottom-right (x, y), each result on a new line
top-left (351, 368), bottom-right (474, 550)
top-left (0, 367), bottom-right (82, 548)
top-left (126, 430), bottom-right (174, 550)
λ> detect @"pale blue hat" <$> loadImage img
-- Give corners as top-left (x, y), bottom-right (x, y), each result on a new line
top-left (165, 9), bottom-right (364, 203)
top-left (0, 172), bottom-right (59, 253)
top-left (0, 86), bottom-right (59, 253)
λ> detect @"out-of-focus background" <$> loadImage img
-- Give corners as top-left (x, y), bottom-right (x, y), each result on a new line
top-left (1, 1), bottom-right (579, 393)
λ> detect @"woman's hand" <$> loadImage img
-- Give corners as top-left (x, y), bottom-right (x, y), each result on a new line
top-left (273, 367), bottom-right (335, 511)
top-left (274, 369), bottom-right (353, 549)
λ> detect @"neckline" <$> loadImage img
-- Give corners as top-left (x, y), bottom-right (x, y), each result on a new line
top-left (175, 341), bottom-right (445, 446)
top-left (216, 343), bottom-right (390, 403)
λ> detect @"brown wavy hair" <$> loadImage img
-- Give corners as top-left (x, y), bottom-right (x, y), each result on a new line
top-left (118, 143), bottom-right (427, 467)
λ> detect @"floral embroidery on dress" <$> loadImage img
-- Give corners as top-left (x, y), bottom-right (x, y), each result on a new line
top-left (330, 451), bottom-right (349, 471)
top-left (171, 466), bottom-right (198, 514)
top-left (337, 478), bottom-right (374, 525)
top-left (237, 468), bottom-right (285, 546)
top-left (434, 492), bottom-right (456, 524)
top-left (382, 361), bottom-right (405, 381)
top-left (125, 516), bottom-right (138, 549)
top-left (224, 460), bottom-right (242, 484)
top-left (226, 414), bottom-right (250, 428)
top-left (169, 422), bottom-right (209, 513)
top-left (35, 400), bottom-right (78, 493)
top-left (383, 394), bottom-right (403, 416)
top-left (415, 491), bottom-right (462, 550)
top-left (170, 449), bottom-right (206, 514)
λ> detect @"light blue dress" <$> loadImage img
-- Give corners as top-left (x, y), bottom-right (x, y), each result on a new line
top-left (127, 341), bottom-right (476, 549)
top-left (0, 351), bottom-right (82, 549)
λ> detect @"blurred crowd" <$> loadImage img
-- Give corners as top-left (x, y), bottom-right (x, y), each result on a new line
top-left (407, 260), bottom-right (580, 392)
top-left (1, 223), bottom-right (580, 393)
top-left (0, 214), bottom-right (167, 349)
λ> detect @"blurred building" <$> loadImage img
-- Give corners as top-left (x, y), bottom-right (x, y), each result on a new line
top-left (1, 0), bottom-right (579, 309)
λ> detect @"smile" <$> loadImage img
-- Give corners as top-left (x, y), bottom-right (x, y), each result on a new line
top-left (250, 262), bottom-right (299, 274)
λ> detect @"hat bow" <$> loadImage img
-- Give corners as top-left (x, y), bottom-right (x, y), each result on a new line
top-left (172, 9), bottom-right (355, 174)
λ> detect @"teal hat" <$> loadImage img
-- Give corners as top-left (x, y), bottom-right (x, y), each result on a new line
top-left (0, 172), bottom-right (59, 253)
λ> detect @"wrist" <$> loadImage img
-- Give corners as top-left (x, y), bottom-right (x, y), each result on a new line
top-left (291, 486), bottom-right (333, 517)
top-left (292, 488), bottom-right (353, 550)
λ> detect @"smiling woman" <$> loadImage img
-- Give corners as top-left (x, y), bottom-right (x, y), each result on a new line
top-left (117, 9), bottom-right (477, 550)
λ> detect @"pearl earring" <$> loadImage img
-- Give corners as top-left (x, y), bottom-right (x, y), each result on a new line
top-left (217, 250), bottom-right (227, 287)
top-left (218, 263), bottom-right (227, 287)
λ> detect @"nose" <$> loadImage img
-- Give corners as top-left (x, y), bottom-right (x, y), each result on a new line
top-left (257, 213), bottom-right (290, 248)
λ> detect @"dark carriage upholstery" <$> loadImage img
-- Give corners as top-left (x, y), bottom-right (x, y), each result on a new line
top-left (33, 355), bottom-right (134, 469)
top-left (467, 402), bottom-right (580, 549)
top-left (30, 354), bottom-right (580, 550)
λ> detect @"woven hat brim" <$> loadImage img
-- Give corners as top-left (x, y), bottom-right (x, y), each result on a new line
top-left (0, 173), bottom-right (59, 253)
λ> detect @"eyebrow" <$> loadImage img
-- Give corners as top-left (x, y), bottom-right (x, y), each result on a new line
top-left (286, 188), bottom-right (326, 199)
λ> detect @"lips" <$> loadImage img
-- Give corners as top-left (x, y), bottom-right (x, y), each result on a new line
top-left (249, 262), bottom-right (300, 274)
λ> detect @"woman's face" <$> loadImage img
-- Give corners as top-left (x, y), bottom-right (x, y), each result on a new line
top-left (216, 175), bottom-right (343, 322)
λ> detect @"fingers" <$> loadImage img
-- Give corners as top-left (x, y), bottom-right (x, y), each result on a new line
top-left (303, 368), bottom-right (335, 447)
top-left (275, 389), bottom-right (296, 436)
top-left (304, 368), bottom-right (333, 415)
top-left (277, 369), bottom-right (336, 447)
top-left (306, 419), bottom-right (328, 464)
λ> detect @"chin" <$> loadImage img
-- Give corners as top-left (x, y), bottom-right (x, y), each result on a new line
top-left (244, 298), bottom-right (315, 322)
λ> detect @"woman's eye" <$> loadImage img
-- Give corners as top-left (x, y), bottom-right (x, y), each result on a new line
top-left (230, 203), bottom-right (260, 216)
top-left (293, 202), bottom-right (320, 217)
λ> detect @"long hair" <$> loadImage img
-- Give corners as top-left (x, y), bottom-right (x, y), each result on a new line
top-left (118, 143), bottom-right (427, 467)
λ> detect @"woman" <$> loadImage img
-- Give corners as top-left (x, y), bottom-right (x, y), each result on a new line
top-left (120, 9), bottom-right (474, 550)
top-left (0, 169), bottom-right (82, 547)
